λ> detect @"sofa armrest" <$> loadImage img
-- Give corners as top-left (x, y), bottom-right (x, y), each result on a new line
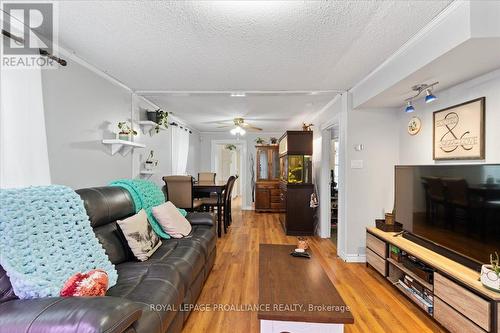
top-left (0, 296), bottom-right (142, 333)
top-left (186, 212), bottom-right (215, 226)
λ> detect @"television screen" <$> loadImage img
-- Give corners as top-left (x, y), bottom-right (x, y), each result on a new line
top-left (395, 164), bottom-right (500, 265)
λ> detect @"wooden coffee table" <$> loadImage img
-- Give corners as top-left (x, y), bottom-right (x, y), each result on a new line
top-left (258, 244), bottom-right (354, 333)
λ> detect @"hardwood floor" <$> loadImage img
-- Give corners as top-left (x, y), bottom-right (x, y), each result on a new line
top-left (182, 199), bottom-right (445, 333)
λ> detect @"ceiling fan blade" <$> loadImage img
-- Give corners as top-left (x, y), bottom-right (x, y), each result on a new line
top-left (241, 123), bottom-right (262, 131)
top-left (217, 124), bottom-right (232, 128)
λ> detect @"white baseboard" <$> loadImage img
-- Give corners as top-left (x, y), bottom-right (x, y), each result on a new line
top-left (338, 250), bottom-right (366, 263)
top-left (241, 205), bottom-right (254, 211)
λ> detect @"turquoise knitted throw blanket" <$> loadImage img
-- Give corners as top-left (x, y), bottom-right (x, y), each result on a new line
top-left (109, 179), bottom-right (171, 239)
top-left (0, 185), bottom-right (118, 299)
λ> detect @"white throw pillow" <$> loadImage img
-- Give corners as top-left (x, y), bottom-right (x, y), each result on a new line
top-left (116, 209), bottom-right (162, 261)
top-left (152, 201), bottom-right (192, 238)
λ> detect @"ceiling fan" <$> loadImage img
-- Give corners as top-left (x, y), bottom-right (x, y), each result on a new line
top-left (217, 117), bottom-right (262, 135)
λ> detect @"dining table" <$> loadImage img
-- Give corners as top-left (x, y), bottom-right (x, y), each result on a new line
top-left (193, 180), bottom-right (226, 237)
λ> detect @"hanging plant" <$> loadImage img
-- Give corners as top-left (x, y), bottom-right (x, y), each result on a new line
top-left (225, 144), bottom-right (237, 151)
top-left (146, 109), bottom-right (169, 133)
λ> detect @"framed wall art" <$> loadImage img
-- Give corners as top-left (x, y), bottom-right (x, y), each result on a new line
top-left (433, 97), bottom-right (485, 160)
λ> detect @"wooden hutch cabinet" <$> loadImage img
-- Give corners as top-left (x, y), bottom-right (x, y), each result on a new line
top-left (255, 145), bottom-right (283, 212)
top-left (278, 131), bottom-right (315, 235)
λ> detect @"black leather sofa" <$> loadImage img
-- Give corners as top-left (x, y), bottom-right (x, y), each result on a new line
top-left (0, 186), bottom-right (217, 333)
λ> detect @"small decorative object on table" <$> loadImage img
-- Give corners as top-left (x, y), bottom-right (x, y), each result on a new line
top-left (385, 212), bottom-right (395, 225)
top-left (117, 121), bottom-right (137, 141)
top-left (270, 137), bottom-right (278, 144)
top-left (481, 252), bottom-right (500, 292)
top-left (144, 150), bottom-right (158, 170)
top-left (375, 219), bottom-right (403, 232)
top-left (291, 237), bottom-right (311, 258)
top-left (297, 237), bottom-right (309, 251)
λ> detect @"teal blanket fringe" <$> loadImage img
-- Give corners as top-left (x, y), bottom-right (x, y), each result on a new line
top-left (110, 179), bottom-right (172, 239)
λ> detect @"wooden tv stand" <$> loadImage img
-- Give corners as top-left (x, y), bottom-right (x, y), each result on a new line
top-left (366, 227), bottom-right (499, 333)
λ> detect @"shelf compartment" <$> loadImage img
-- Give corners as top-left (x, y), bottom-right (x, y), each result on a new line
top-left (102, 139), bottom-right (145, 156)
top-left (387, 257), bottom-right (433, 291)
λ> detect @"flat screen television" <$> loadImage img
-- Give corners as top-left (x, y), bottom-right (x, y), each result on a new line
top-left (395, 164), bottom-right (500, 271)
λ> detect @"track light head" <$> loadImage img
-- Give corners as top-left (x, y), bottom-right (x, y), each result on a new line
top-left (425, 89), bottom-right (437, 103)
top-left (405, 101), bottom-right (415, 113)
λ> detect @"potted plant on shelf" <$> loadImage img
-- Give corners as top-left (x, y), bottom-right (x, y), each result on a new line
top-left (225, 144), bottom-right (236, 151)
top-left (144, 150), bottom-right (158, 170)
top-left (255, 137), bottom-right (266, 145)
top-left (146, 109), bottom-right (169, 133)
top-left (117, 121), bottom-right (137, 141)
top-left (481, 252), bottom-right (500, 292)
top-left (270, 137), bottom-right (278, 144)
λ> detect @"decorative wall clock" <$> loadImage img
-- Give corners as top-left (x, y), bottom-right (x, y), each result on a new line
top-left (407, 116), bottom-right (421, 136)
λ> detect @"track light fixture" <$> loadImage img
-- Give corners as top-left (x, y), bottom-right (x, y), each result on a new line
top-left (403, 81), bottom-right (438, 112)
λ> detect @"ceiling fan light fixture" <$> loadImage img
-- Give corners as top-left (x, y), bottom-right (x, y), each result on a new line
top-left (230, 125), bottom-right (246, 136)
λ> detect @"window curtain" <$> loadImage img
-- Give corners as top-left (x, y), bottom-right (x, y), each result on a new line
top-left (171, 125), bottom-right (190, 175)
top-left (0, 25), bottom-right (51, 188)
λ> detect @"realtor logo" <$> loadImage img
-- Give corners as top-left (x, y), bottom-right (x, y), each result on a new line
top-left (1, 2), bottom-right (58, 68)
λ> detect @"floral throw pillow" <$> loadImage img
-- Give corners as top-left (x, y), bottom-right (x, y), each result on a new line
top-left (60, 269), bottom-right (108, 297)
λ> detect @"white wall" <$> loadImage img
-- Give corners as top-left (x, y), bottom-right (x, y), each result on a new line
top-left (200, 132), bottom-right (282, 209)
top-left (312, 94), bottom-right (399, 261)
top-left (399, 69), bottom-right (500, 165)
top-left (42, 60), bottom-right (133, 188)
top-left (344, 107), bottom-right (399, 258)
top-left (42, 57), bottom-right (199, 189)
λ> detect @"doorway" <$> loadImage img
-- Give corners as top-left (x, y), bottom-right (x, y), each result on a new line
top-left (210, 140), bottom-right (247, 205)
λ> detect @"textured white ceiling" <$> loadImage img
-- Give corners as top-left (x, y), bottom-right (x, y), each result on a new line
top-left (145, 92), bottom-right (337, 132)
top-left (55, 0), bottom-right (452, 130)
top-left (57, 0), bottom-right (451, 91)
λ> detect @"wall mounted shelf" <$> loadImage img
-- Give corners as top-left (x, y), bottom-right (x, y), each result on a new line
top-left (139, 170), bottom-right (155, 178)
top-left (138, 121), bottom-right (166, 135)
top-left (102, 139), bottom-right (145, 156)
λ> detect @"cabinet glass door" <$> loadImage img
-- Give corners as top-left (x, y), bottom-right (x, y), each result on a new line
top-left (257, 149), bottom-right (269, 180)
top-left (271, 149), bottom-right (280, 180)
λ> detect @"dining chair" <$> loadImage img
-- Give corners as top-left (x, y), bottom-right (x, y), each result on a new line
top-left (162, 175), bottom-right (203, 211)
top-left (196, 172), bottom-right (217, 199)
top-left (201, 175), bottom-right (235, 234)
top-left (198, 172), bottom-right (216, 183)
top-left (226, 175), bottom-right (238, 227)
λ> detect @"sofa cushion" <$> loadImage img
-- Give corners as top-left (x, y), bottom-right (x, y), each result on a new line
top-left (107, 262), bottom-right (185, 332)
top-left (149, 241), bottom-right (205, 291)
top-left (176, 225), bottom-right (216, 261)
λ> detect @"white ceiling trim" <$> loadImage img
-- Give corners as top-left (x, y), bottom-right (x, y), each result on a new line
top-left (137, 90), bottom-right (345, 95)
